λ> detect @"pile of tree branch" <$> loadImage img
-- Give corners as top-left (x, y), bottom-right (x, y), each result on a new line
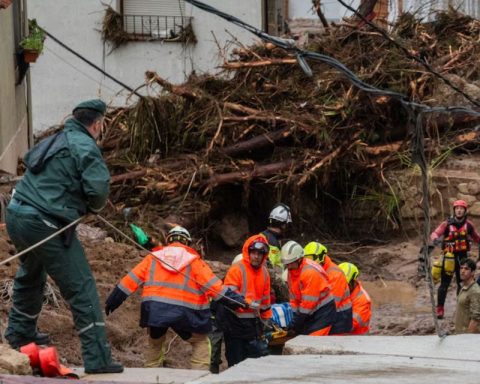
top-left (98, 8), bottom-right (480, 238)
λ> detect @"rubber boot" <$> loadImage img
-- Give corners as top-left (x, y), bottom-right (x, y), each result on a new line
top-left (84, 361), bottom-right (123, 374)
top-left (144, 335), bottom-right (166, 368)
top-left (189, 333), bottom-right (210, 370)
top-left (6, 331), bottom-right (50, 349)
top-left (436, 306), bottom-right (444, 319)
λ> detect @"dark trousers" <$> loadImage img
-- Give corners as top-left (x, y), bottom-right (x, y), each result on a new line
top-left (437, 252), bottom-right (464, 307)
top-left (5, 201), bottom-right (112, 371)
top-left (208, 322), bottom-right (223, 368)
top-left (223, 334), bottom-right (269, 367)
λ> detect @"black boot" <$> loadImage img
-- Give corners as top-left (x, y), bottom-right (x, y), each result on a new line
top-left (6, 331), bottom-right (50, 349)
top-left (85, 361), bottom-right (124, 374)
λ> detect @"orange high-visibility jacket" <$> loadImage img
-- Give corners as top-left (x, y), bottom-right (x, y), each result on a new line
top-left (288, 258), bottom-right (334, 316)
top-left (322, 256), bottom-right (352, 313)
top-left (350, 281), bottom-right (372, 335)
top-left (224, 235), bottom-right (272, 320)
top-left (118, 242), bottom-right (227, 311)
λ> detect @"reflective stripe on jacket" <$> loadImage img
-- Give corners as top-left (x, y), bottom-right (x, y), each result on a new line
top-left (224, 235), bottom-right (272, 320)
top-left (288, 258), bottom-right (334, 315)
top-left (322, 256), bottom-right (352, 313)
top-left (350, 281), bottom-right (371, 335)
top-left (118, 242), bottom-right (227, 311)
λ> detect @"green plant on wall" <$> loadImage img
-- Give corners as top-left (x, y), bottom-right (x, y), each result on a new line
top-left (20, 19), bottom-right (45, 53)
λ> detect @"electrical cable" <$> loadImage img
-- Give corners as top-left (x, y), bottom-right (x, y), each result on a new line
top-left (45, 46), bottom-right (120, 95)
top-left (184, 0), bottom-right (476, 338)
top-left (334, 0), bottom-right (480, 108)
top-left (39, 27), bottom-right (143, 98)
top-left (183, 0), bottom-right (480, 118)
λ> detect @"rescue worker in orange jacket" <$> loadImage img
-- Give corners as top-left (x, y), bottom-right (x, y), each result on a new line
top-left (303, 242), bottom-right (352, 334)
top-left (339, 262), bottom-right (371, 335)
top-left (430, 199), bottom-right (480, 319)
top-left (216, 235), bottom-right (272, 367)
top-left (104, 226), bottom-right (246, 370)
top-left (281, 241), bottom-right (337, 336)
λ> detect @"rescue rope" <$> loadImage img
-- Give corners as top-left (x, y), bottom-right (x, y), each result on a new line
top-left (95, 214), bottom-right (248, 309)
top-left (0, 217), bottom-right (83, 267)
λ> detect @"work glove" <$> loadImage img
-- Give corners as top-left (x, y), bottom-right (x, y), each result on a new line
top-left (105, 286), bottom-right (128, 316)
top-left (220, 288), bottom-right (247, 310)
top-left (245, 298), bottom-right (260, 311)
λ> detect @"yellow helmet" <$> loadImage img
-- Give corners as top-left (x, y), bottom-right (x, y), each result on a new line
top-left (338, 262), bottom-right (359, 284)
top-left (303, 242), bottom-right (328, 263)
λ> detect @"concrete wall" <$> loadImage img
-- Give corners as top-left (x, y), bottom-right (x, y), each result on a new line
top-left (28, 0), bottom-right (263, 132)
top-left (0, 3), bottom-right (30, 175)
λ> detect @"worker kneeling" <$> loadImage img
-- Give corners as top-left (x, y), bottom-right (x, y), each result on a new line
top-left (338, 262), bottom-right (371, 335)
top-left (281, 241), bottom-right (337, 336)
top-left (303, 242), bottom-right (353, 334)
top-left (105, 226), bottom-right (246, 370)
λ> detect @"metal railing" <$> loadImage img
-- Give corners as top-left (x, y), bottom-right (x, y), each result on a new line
top-left (123, 15), bottom-right (193, 41)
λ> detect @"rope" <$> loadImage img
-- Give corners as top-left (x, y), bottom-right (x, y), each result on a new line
top-left (0, 217), bottom-right (83, 267)
top-left (95, 214), bottom-right (247, 309)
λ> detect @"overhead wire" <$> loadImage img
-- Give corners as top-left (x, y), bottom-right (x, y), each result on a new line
top-left (183, 0), bottom-right (480, 338)
top-left (39, 27), bottom-right (143, 98)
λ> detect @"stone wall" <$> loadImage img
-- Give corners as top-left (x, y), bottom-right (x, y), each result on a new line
top-left (344, 155), bottom-right (480, 233)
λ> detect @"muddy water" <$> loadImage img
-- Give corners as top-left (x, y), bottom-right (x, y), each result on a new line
top-left (363, 280), bottom-right (428, 313)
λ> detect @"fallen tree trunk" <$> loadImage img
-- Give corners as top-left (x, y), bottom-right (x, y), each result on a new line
top-left (205, 159), bottom-right (296, 188)
top-left (223, 128), bottom-right (291, 157)
top-left (222, 58), bottom-right (297, 69)
top-left (110, 169), bottom-right (147, 184)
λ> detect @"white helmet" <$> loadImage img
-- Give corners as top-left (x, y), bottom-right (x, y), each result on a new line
top-left (166, 226), bottom-right (192, 244)
top-left (281, 240), bottom-right (304, 265)
top-left (269, 203), bottom-right (292, 224)
top-left (232, 253), bottom-right (243, 264)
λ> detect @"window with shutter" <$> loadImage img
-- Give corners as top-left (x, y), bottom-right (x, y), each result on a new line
top-left (120, 0), bottom-right (192, 41)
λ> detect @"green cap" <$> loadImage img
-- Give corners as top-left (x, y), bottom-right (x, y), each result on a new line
top-left (72, 99), bottom-right (107, 115)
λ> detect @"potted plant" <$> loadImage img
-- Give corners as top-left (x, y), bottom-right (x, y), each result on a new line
top-left (20, 19), bottom-right (45, 63)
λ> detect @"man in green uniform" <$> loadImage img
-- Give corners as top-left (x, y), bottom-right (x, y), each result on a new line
top-left (5, 99), bottom-right (123, 374)
top-left (455, 258), bottom-right (480, 334)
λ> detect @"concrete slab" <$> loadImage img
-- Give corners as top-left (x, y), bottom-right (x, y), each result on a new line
top-left (187, 354), bottom-right (480, 384)
top-left (284, 335), bottom-right (480, 361)
top-left (73, 367), bottom-right (209, 384)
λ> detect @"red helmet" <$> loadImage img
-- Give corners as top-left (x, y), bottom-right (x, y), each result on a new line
top-left (453, 200), bottom-right (468, 209)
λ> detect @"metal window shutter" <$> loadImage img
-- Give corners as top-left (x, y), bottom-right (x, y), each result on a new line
top-left (123, 0), bottom-right (185, 16)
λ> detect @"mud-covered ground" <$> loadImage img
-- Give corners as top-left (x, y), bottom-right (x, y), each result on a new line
top-left (0, 226), bottom-right (456, 371)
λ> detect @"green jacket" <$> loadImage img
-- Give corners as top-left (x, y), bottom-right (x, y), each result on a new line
top-left (14, 118), bottom-right (110, 223)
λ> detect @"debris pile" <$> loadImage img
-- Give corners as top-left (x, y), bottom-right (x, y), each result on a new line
top-left (98, 10), bottom-right (480, 238)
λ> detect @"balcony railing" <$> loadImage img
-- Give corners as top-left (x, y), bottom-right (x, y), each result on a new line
top-left (123, 15), bottom-right (193, 41)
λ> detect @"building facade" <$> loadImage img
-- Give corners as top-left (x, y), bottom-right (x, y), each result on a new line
top-left (28, 0), bottom-right (272, 131)
top-left (0, 0), bottom-right (32, 175)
